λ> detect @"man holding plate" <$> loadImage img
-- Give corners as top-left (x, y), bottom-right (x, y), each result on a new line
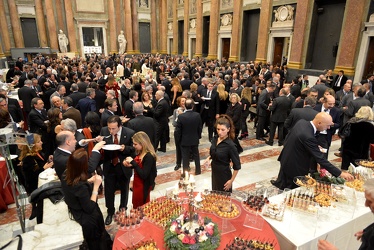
top-left (100, 115), bottom-right (135, 225)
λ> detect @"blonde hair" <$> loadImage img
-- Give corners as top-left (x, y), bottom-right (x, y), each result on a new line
top-left (171, 78), bottom-right (182, 92)
top-left (217, 83), bottom-right (228, 101)
top-left (241, 87), bottom-right (252, 102)
top-left (132, 131), bottom-right (157, 160)
top-left (19, 134), bottom-right (42, 162)
top-left (355, 106), bottom-right (374, 120)
top-left (230, 93), bottom-right (241, 103)
top-left (190, 83), bottom-right (198, 92)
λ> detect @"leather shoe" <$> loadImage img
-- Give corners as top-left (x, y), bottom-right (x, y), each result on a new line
top-left (174, 165), bottom-right (181, 171)
top-left (334, 152), bottom-right (342, 157)
top-left (270, 180), bottom-right (280, 188)
top-left (256, 137), bottom-right (265, 141)
top-left (157, 148), bottom-right (166, 153)
top-left (105, 214), bottom-right (113, 225)
top-left (265, 140), bottom-right (273, 146)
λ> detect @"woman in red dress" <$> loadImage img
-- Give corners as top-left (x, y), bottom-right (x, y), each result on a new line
top-left (123, 132), bottom-right (157, 209)
top-left (105, 75), bottom-right (120, 98)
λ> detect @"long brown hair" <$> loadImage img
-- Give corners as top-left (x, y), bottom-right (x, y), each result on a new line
top-left (19, 134), bottom-right (42, 161)
top-left (47, 107), bottom-right (61, 133)
top-left (215, 114), bottom-right (235, 140)
top-left (65, 148), bottom-right (89, 186)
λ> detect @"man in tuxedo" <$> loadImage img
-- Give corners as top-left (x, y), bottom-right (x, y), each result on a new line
top-left (124, 90), bottom-right (138, 120)
top-left (175, 99), bottom-right (202, 176)
top-left (200, 82), bottom-right (217, 141)
top-left (335, 83), bottom-right (351, 107)
top-left (53, 131), bottom-right (103, 180)
top-left (256, 82), bottom-right (276, 140)
top-left (271, 112), bottom-right (353, 190)
top-left (127, 102), bottom-right (156, 148)
top-left (285, 97), bottom-right (318, 131)
top-left (101, 98), bottom-right (118, 126)
top-left (266, 88), bottom-right (291, 146)
top-left (62, 96), bottom-right (82, 129)
top-left (154, 90), bottom-right (170, 152)
top-left (76, 88), bottom-right (96, 127)
top-left (180, 73), bottom-right (193, 91)
top-left (314, 95), bottom-right (341, 158)
top-left (124, 62), bottom-right (132, 80)
top-left (332, 70), bottom-right (348, 92)
top-left (100, 116), bottom-right (135, 225)
top-left (28, 97), bottom-right (48, 135)
top-left (18, 79), bottom-right (37, 120)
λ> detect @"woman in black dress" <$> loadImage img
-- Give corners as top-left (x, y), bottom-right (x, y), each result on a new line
top-left (209, 115), bottom-right (241, 192)
top-left (61, 148), bottom-right (112, 250)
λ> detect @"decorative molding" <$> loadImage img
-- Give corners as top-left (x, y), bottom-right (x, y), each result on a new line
top-left (189, 18), bottom-right (196, 30)
top-left (168, 0), bottom-right (173, 18)
top-left (220, 13), bottom-right (233, 27)
top-left (190, 0), bottom-right (197, 14)
top-left (273, 5), bottom-right (294, 22)
top-left (17, 5), bottom-right (35, 16)
top-left (168, 22), bottom-right (173, 31)
top-left (76, 0), bottom-right (105, 13)
top-left (221, 0), bottom-right (233, 8)
top-left (139, 0), bottom-right (149, 8)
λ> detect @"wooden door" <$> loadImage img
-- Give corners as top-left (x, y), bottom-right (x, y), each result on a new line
top-left (272, 37), bottom-right (284, 66)
top-left (222, 38), bottom-right (230, 60)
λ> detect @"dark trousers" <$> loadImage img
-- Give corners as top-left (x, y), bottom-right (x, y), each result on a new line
top-left (317, 133), bottom-right (329, 159)
top-left (104, 164), bottom-right (130, 215)
top-left (174, 131), bottom-right (182, 167)
top-left (240, 110), bottom-right (250, 135)
top-left (269, 121), bottom-right (285, 144)
top-left (256, 115), bottom-right (269, 139)
top-left (181, 145), bottom-right (201, 174)
top-left (201, 109), bottom-right (214, 140)
top-left (155, 121), bottom-right (168, 151)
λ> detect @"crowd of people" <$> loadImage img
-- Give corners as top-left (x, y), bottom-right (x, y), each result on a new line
top-left (1, 53), bottom-right (374, 249)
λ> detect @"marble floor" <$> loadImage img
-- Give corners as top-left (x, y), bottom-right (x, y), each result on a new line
top-left (0, 119), bottom-right (344, 246)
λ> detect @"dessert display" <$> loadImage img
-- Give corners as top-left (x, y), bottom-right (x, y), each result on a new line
top-left (224, 237), bottom-right (276, 250)
top-left (164, 212), bottom-right (220, 250)
top-left (122, 239), bottom-right (159, 250)
top-left (262, 202), bottom-right (286, 221)
top-left (294, 175), bottom-right (316, 188)
top-left (314, 181), bottom-right (332, 195)
top-left (356, 159), bottom-right (374, 168)
top-left (114, 207), bottom-right (144, 230)
top-left (242, 194), bottom-right (270, 214)
top-left (215, 201), bottom-right (241, 219)
top-left (142, 198), bottom-right (182, 228)
top-left (345, 179), bottom-right (364, 192)
top-left (314, 193), bottom-right (334, 207)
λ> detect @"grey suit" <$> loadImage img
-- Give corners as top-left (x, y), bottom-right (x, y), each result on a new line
top-left (284, 106), bottom-right (318, 130)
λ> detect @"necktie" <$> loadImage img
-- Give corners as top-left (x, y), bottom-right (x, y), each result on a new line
top-left (207, 91), bottom-right (211, 98)
top-left (113, 134), bottom-right (119, 165)
top-left (324, 109), bottom-right (328, 112)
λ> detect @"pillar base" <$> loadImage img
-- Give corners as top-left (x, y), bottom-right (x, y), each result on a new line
top-left (110, 51), bottom-right (118, 55)
top-left (151, 50), bottom-right (158, 54)
top-left (333, 66), bottom-right (355, 76)
top-left (255, 58), bottom-right (267, 64)
top-left (171, 51), bottom-right (178, 55)
top-left (182, 51), bottom-right (188, 56)
top-left (159, 50), bottom-right (168, 54)
top-left (206, 54), bottom-right (218, 60)
top-left (132, 50), bottom-right (141, 54)
top-left (0, 53), bottom-right (5, 58)
top-left (194, 53), bottom-right (202, 57)
top-left (287, 61), bottom-right (303, 69)
top-left (228, 56), bottom-right (239, 62)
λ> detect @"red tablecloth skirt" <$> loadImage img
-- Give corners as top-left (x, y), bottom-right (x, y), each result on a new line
top-left (0, 161), bottom-right (15, 212)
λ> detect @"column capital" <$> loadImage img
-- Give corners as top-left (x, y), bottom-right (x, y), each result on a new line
top-left (333, 66), bottom-right (355, 76)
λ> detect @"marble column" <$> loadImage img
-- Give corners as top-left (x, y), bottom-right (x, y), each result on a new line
top-left (34, 0), bottom-right (48, 47)
top-left (150, 0), bottom-right (158, 53)
top-left (159, 0), bottom-right (167, 54)
top-left (287, 0), bottom-right (313, 69)
top-left (45, 0), bottom-right (58, 50)
top-left (7, 0), bottom-right (24, 48)
top-left (64, 0), bottom-right (77, 53)
top-left (0, 0), bottom-right (11, 54)
top-left (114, 0), bottom-right (121, 36)
top-left (182, 0), bottom-right (189, 56)
top-left (108, 0), bottom-right (117, 54)
top-left (131, 0), bottom-right (140, 54)
top-left (172, 0), bottom-right (178, 55)
top-left (254, 0), bottom-right (272, 63)
top-left (194, 0), bottom-right (203, 57)
top-left (55, 0), bottom-right (64, 32)
top-left (124, 0), bottom-right (134, 53)
top-left (333, 0), bottom-right (369, 76)
top-left (207, 0), bottom-right (219, 59)
top-left (229, 0), bottom-right (243, 62)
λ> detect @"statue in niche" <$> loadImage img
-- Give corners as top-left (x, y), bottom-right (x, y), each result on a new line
top-left (139, 0), bottom-right (148, 8)
top-left (190, 0), bottom-right (196, 14)
top-left (222, 0), bottom-right (232, 8)
top-left (168, 1), bottom-right (173, 18)
top-left (58, 30), bottom-right (69, 53)
top-left (179, 0), bottom-right (184, 4)
top-left (118, 30), bottom-right (127, 54)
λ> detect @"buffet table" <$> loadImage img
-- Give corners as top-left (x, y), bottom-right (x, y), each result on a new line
top-left (0, 160), bottom-right (14, 212)
top-left (113, 195), bottom-right (280, 250)
top-left (264, 188), bottom-right (373, 250)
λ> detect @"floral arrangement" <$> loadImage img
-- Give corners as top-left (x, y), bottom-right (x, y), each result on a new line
top-left (312, 169), bottom-right (345, 185)
top-left (164, 212), bottom-right (220, 250)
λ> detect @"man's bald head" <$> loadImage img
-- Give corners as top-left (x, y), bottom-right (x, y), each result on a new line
top-left (56, 130), bottom-right (76, 152)
top-left (313, 112), bottom-right (333, 132)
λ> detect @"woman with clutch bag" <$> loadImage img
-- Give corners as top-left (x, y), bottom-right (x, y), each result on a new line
top-left (123, 132), bottom-right (157, 208)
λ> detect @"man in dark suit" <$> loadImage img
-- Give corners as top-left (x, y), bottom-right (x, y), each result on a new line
top-left (344, 86), bottom-right (371, 120)
top-left (18, 79), bottom-right (37, 119)
top-left (200, 82), bottom-right (218, 141)
top-left (0, 90), bottom-right (23, 123)
top-left (59, 74), bottom-right (72, 96)
top-left (292, 87), bottom-right (318, 109)
top-left (314, 95), bottom-right (341, 158)
top-left (67, 84), bottom-right (85, 107)
top-left (127, 102), bottom-right (156, 148)
top-left (124, 62), bottom-right (132, 80)
top-left (284, 97), bottom-right (318, 130)
top-left (313, 78), bottom-right (328, 100)
top-left (62, 96), bottom-right (82, 129)
top-left (175, 99), bottom-right (203, 176)
top-left (41, 82), bottom-right (55, 111)
top-left (101, 98), bottom-right (118, 127)
top-left (154, 90), bottom-right (170, 152)
top-left (160, 73), bottom-right (172, 98)
top-left (100, 116), bottom-right (135, 225)
top-left (332, 70), bottom-right (348, 92)
top-left (28, 97), bottom-right (48, 135)
top-left (335, 83), bottom-right (351, 107)
top-left (76, 88), bottom-right (97, 127)
top-left (256, 82), bottom-right (276, 140)
top-left (180, 73), bottom-right (193, 91)
top-left (90, 82), bottom-right (106, 115)
top-left (53, 131), bottom-right (103, 180)
top-left (266, 88), bottom-right (291, 146)
top-left (271, 113), bottom-right (353, 190)
top-left (124, 90), bottom-right (138, 120)
top-left (364, 82), bottom-right (374, 107)
top-left (120, 79), bottom-right (131, 111)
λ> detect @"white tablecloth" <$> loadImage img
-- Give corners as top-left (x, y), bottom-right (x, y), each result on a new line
top-left (264, 189), bottom-right (374, 250)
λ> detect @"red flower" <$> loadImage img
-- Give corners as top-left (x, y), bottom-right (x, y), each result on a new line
top-left (206, 228), bottom-right (214, 235)
top-left (182, 236), bottom-right (190, 244)
top-left (189, 237), bottom-right (196, 244)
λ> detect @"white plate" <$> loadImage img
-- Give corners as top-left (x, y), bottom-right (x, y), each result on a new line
top-left (204, 97), bottom-right (211, 100)
top-left (102, 144), bottom-right (122, 151)
top-left (0, 155), bottom-right (18, 161)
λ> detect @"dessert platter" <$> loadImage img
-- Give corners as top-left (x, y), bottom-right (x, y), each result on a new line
top-left (223, 236), bottom-right (276, 250)
top-left (122, 239), bottom-right (159, 250)
top-left (242, 194), bottom-right (270, 214)
top-left (142, 198), bottom-right (182, 228)
top-left (114, 207), bottom-right (145, 230)
top-left (355, 159), bottom-right (374, 168)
